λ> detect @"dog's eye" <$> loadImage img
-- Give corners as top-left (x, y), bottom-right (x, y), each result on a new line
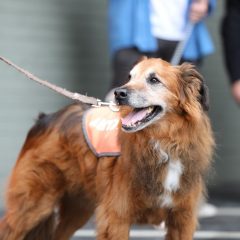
top-left (149, 77), bottom-right (161, 84)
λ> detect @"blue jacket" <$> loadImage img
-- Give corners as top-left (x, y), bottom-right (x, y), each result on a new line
top-left (108, 0), bottom-right (216, 60)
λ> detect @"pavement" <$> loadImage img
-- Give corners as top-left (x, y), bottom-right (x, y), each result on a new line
top-left (71, 199), bottom-right (240, 240)
top-left (0, 198), bottom-right (239, 240)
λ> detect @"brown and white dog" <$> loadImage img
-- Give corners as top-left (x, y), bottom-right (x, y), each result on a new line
top-left (0, 58), bottom-right (214, 240)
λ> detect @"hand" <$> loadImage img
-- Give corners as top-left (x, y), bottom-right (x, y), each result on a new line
top-left (189, 0), bottom-right (208, 23)
top-left (231, 80), bottom-right (240, 104)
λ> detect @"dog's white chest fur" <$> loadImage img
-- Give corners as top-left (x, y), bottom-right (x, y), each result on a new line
top-left (164, 160), bottom-right (183, 192)
top-left (150, 141), bottom-right (183, 208)
top-left (159, 159), bottom-right (183, 207)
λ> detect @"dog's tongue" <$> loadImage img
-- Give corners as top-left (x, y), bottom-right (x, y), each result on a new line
top-left (121, 108), bottom-right (148, 126)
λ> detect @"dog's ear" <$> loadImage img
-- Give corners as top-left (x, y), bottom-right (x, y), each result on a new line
top-left (179, 63), bottom-right (209, 112)
top-left (199, 78), bottom-right (209, 111)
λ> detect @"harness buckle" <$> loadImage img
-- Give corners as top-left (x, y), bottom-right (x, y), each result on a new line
top-left (92, 100), bottom-right (120, 112)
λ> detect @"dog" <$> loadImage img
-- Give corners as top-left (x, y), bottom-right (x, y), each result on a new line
top-left (0, 58), bottom-right (214, 240)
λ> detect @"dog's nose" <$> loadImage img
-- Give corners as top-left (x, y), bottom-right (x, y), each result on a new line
top-left (114, 88), bottom-right (128, 99)
top-left (114, 88), bottom-right (128, 105)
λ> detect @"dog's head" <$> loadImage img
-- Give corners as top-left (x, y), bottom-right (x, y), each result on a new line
top-left (114, 58), bottom-right (209, 133)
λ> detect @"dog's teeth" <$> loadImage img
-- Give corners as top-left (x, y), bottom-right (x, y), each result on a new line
top-left (147, 107), bottom-right (153, 114)
top-left (148, 107), bottom-right (153, 111)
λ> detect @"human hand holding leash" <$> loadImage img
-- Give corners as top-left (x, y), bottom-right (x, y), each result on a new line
top-left (189, 0), bottom-right (209, 23)
top-left (232, 80), bottom-right (240, 105)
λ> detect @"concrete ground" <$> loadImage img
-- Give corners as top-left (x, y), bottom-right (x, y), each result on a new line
top-left (71, 199), bottom-right (240, 240)
top-left (0, 198), bottom-right (239, 240)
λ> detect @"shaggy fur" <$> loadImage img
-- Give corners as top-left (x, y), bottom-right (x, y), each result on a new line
top-left (0, 58), bottom-right (214, 240)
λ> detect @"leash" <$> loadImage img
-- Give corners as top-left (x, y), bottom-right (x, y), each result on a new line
top-left (170, 22), bottom-right (194, 66)
top-left (0, 22), bottom-right (193, 111)
top-left (0, 56), bottom-right (119, 112)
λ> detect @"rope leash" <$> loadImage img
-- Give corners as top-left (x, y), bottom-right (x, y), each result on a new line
top-left (0, 56), bottom-right (119, 112)
top-left (170, 22), bottom-right (194, 66)
top-left (0, 22), bottom-right (194, 111)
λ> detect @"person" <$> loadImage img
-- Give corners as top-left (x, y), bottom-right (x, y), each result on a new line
top-left (221, 0), bottom-right (240, 104)
top-left (107, 0), bottom-right (216, 90)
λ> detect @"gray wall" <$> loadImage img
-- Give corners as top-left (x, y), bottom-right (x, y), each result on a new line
top-left (0, 0), bottom-right (110, 209)
top-left (0, 1), bottom-right (239, 209)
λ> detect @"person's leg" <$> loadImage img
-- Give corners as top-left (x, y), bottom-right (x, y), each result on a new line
top-left (156, 39), bottom-right (203, 67)
top-left (156, 39), bottom-right (178, 62)
top-left (111, 47), bottom-right (144, 89)
top-left (180, 58), bottom-right (203, 68)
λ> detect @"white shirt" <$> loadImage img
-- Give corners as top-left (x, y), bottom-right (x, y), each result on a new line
top-left (150, 0), bottom-right (188, 41)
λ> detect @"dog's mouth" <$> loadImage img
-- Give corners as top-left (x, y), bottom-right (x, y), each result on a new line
top-left (121, 105), bottom-right (163, 132)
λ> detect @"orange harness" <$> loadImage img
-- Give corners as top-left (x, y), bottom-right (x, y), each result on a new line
top-left (82, 107), bottom-right (121, 157)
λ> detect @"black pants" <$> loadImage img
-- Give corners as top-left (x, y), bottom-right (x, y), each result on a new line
top-left (221, 6), bottom-right (240, 84)
top-left (111, 39), bottom-right (200, 89)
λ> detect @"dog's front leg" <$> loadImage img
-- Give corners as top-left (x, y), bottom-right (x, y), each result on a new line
top-left (165, 189), bottom-right (201, 240)
top-left (96, 204), bottom-right (130, 240)
top-left (165, 208), bottom-right (197, 240)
